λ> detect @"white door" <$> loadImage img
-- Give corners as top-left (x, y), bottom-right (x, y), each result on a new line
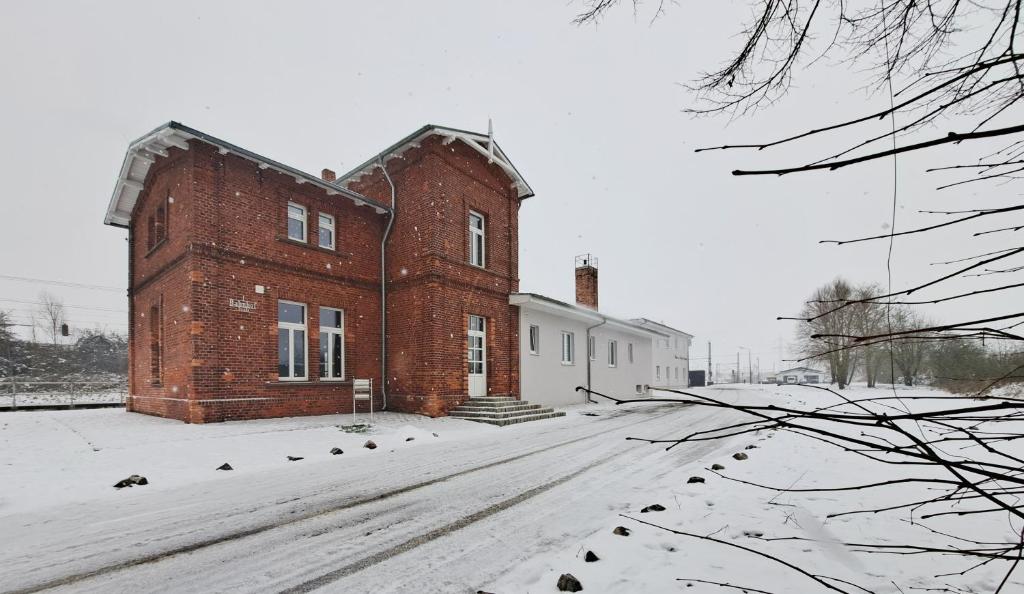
top-left (468, 315), bottom-right (486, 397)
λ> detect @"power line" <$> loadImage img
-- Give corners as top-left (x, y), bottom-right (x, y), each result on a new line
top-left (0, 298), bottom-right (127, 314)
top-left (0, 274), bottom-right (124, 292)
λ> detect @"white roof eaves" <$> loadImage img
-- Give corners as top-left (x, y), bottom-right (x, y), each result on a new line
top-left (336, 124), bottom-right (535, 200)
top-left (510, 293), bottom-right (668, 338)
top-left (104, 122), bottom-right (391, 228)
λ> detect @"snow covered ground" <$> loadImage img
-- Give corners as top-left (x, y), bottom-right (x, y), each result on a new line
top-left (1, 385), bottom-right (1020, 593)
top-left (0, 389), bottom-right (125, 408)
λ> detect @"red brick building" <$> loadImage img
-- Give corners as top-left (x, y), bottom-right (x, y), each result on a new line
top-left (105, 122), bottom-right (533, 422)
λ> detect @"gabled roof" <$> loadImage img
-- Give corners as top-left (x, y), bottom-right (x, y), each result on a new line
top-left (104, 122), bottom-right (390, 228)
top-left (337, 124), bottom-right (535, 199)
top-left (630, 318), bottom-right (694, 338)
top-left (510, 293), bottom-right (668, 338)
top-left (778, 367), bottom-right (826, 375)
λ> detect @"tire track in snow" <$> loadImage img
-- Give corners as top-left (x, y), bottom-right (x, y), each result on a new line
top-left (277, 417), bottom-right (704, 594)
top-left (6, 407), bottom-right (678, 594)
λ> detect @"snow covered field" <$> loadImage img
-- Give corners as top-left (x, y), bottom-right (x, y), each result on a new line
top-left (0, 390), bottom-right (125, 409)
top-left (1, 385), bottom-right (1021, 593)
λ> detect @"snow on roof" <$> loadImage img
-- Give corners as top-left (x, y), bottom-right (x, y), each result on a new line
top-left (510, 293), bottom-right (668, 338)
top-left (104, 122), bottom-right (389, 228)
top-left (629, 318), bottom-right (693, 338)
top-left (777, 367), bottom-right (826, 375)
top-left (336, 124), bottom-right (535, 199)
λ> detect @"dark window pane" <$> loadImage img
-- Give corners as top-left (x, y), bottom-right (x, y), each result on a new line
top-left (319, 332), bottom-right (328, 378)
top-left (288, 218), bottom-right (304, 240)
top-left (293, 330), bottom-right (305, 377)
top-left (279, 302), bottom-right (304, 324)
top-left (332, 334), bottom-right (343, 378)
top-left (320, 308), bottom-right (342, 328)
top-left (278, 329), bottom-right (290, 377)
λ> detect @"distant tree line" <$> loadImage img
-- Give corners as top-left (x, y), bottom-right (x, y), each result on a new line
top-left (0, 309), bottom-right (127, 383)
top-left (796, 278), bottom-right (1024, 394)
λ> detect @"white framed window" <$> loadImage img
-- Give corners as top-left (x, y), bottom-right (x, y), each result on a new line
top-left (608, 340), bottom-right (617, 367)
top-left (627, 342), bottom-right (634, 364)
top-left (561, 331), bottom-right (575, 365)
top-left (278, 300), bottom-right (307, 380)
top-left (675, 366), bottom-right (679, 380)
top-left (588, 335), bottom-right (596, 360)
top-left (469, 211), bottom-right (485, 267)
top-left (528, 324), bottom-right (540, 355)
top-left (318, 307), bottom-right (344, 380)
top-left (287, 202), bottom-right (307, 242)
top-left (318, 213), bottom-right (335, 250)
top-left (656, 365), bottom-right (661, 380)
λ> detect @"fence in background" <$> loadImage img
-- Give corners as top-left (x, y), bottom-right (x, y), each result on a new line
top-left (0, 380), bottom-right (127, 410)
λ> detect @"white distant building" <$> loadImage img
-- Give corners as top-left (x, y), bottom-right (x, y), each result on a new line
top-left (631, 318), bottom-right (692, 389)
top-left (512, 255), bottom-right (692, 408)
top-left (776, 367), bottom-right (826, 385)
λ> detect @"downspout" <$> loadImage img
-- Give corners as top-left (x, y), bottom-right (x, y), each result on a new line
top-left (584, 317), bottom-right (607, 404)
top-left (378, 157), bottom-right (397, 410)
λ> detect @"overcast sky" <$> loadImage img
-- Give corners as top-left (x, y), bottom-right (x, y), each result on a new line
top-left (2, 1), bottom-right (1019, 375)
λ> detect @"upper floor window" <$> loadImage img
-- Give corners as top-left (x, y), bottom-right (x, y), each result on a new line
top-left (528, 324), bottom-right (540, 355)
top-left (146, 199), bottom-right (168, 252)
top-left (319, 307), bottom-right (344, 380)
top-left (287, 202), bottom-right (307, 242)
top-left (318, 213), bottom-right (335, 250)
top-left (278, 300), bottom-right (307, 380)
top-left (469, 211), bottom-right (485, 267)
top-left (608, 340), bottom-right (618, 367)
top-left (149, 300), bottom-right (162, 384)
top-left (561, 331), bottom-right (575, 364)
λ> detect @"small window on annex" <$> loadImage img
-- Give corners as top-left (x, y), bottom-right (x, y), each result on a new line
top-left (561, 331), bottom-right (575, 364)
top-left (528, 324), bottom-right (540, 355)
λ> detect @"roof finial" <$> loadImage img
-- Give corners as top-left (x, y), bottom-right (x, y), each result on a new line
top-left (487, 117), bottom-right (494, 163)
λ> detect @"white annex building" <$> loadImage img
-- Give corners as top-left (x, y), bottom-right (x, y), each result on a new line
top-left (630, 318), bottom-right (692, 389)
top-left (512, 255), bottom-right (692, 408)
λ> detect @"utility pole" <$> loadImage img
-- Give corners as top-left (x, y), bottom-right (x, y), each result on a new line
top-left (707, 341), bottom-right (712, 381)
top-left (748, 350), bottom-right (753, 384)
top-left (736, 351), bottom-right (740, 383)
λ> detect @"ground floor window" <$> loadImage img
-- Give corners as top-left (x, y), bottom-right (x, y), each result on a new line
top-left (627, 342), bottom-right (634, 364)
top-left (656, 365), bottom-right (661, 380)
top-left (608, 340), bottom-right (617, 367)
top-left (561, 331), bottom-right (575, 364)
top-left (149, 299), bottom-right (162, 384)
top-left (588, 335), bottom-right (596, 360)
top-left (278, 300), bottom-right (307, 380)
top-left (529, 324), bottom-right (540, 355)
top-left (319, 307), bottom-right (344, 380)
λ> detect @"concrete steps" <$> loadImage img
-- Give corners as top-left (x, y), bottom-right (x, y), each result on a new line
top-left (449, 397), bottom-right (565, 426)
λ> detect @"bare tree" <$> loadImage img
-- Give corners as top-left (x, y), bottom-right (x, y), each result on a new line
top-left (797, 279), bottom-right (860, 388)
top-left (35, 291), bottom-right (66, 345)
top-left (890, 308), bottom-right (933, 385)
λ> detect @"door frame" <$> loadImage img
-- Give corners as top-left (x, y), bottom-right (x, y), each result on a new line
top-left (467, 314), bottom-right (487, 397)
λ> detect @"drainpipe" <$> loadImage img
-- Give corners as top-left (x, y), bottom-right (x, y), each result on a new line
top-left (378, 157), bottom-right (397, 410)
top-left (584, 317), bottom-right (607, 404)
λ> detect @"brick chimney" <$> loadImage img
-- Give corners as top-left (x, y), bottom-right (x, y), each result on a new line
top-left (321, 168), bottom-right (336, 182)
top-left (575, 254), bottom-right (599, 310)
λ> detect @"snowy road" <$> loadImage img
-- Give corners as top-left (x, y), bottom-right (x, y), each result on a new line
top-left (1, 397), bottom-right (740, 593)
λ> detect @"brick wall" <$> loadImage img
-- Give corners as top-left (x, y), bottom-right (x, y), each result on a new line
top-left (125, 131), bottom-right (523, 422)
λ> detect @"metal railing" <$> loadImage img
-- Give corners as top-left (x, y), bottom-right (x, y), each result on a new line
top-left (0, 380), bottom-right (127, 410)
